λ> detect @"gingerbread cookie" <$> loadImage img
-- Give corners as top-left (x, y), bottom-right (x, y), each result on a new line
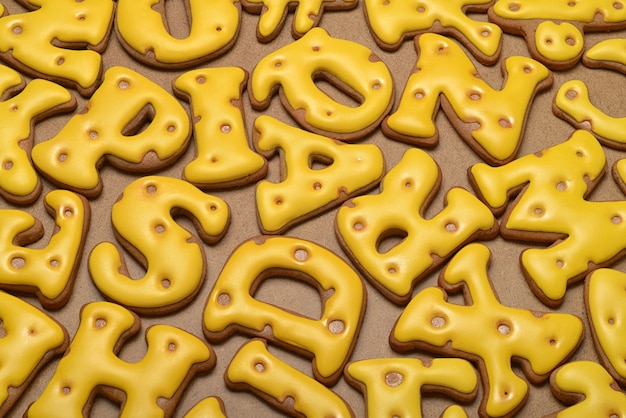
top-left (32, 66), bottom-right (191, 198)
top-left (89, 176), bottom-right (230, 315)
top-left (545, 361), bottom-right (626, 417)
top-left (488, 0), bottom-right (626, 70)
top-left (468, 130), bottom-right (626, 307)
top-left (583, 38), bottom-right (626, 74)
top-left (226, 339), bottom-right (354, 417)
top-left (253, 116), bottom-right (384, 234)
top-left (26, 301), bottom-right (216, 418)
top-left (249, 27), bottom-right (394, 141)
top-left (363, 0), bottom-right (502, 64)
top-left (383, 33), bottom-right (552, 165)
top-left (173, 67), bottom-right (268, 189)
top-left (613, 158), bottom-right (626, 195)
top-left (183, 397), bottom-right (227, 418)
top-left (0, 291), bottom-right (68, 416)
top-left (241, 0), bottom-right (357, 42)
top-left (0, 64), bottom-right (75, 204)
top-left (203, 236), bottom-right (366, 386)
top-left (390, 243), bottom-right (584, 418)
top-left (553, 79), bottom-right (626, 149)
top-left (0, 0), bottom-right (115, 96)
top-left (0, 190), bottom-right (89, 310)
top-left (344, 357), bottom-right (477, 418)
top-left (115, 0), bottom-right (241, 68)
top-left (335, 148), bottom-right (498, 305)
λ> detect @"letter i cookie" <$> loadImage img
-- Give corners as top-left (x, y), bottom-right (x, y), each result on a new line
top-left (391, 243), bottom-right (584, 418)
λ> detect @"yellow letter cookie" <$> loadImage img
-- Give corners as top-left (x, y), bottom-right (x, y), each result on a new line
top-left (335, 148), bottom-right (497, 305)
top-left (183, 397), bottom-right (227, 418)
top-left (89, 176), bottom-right (229, 315)
top-left (488, 0), bottom-right (626, 69)
top-left (547, 361), bottom-right (626, 418)
top-left (0, 190), bottom-right (89, 310)
top-left (254, 116), bottom-right (384, 234)
top-left (116, 0), bottom-right (240, 68)
top-left (391, 243), bottom-right (584, 418)
top-left (383, 33), bottom-right (552, 165)
top-left (203, 236), bottom-right (366, 385)
top-left (0, 64), bottom-right (75, 204)
top-left (26, 301), bottom-right (216, 418)
top-left (249, 28), bottom-right (394, 140)
top-left (469, 130), bottom-right (626, 306)
top-left (0, 0), bottom-right (115, 96)
top-left (583, 38), bottom-right (626, 74)
top-left (173, 67), bottom-right (268, 189)
top-left (31, 66), bottom-right (191, 198)
top-left (226, 339), bottom-right (354, 417)
top-left (364, 0), bottom-right (502, 63)
top-left (241, 0), bottom-right (357, 41)
top-left (345, 357), bottom-right (477, 418)
top-left (554, 79), bottom-right (626, 149)
top-left (0, 291), bottom-right (68, 416)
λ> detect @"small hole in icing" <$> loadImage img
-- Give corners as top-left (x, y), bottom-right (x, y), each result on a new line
top-left (328, 320), bottom-right (345, 334)
top-left (64, 208), bottom-right (73, 217)
top-left (168, 341), bottom-right (176, 351)
top-left (469, 91), bottom-right (481, 100)
top-left (372, 82), bottom-right (381, 90)
top-left (565, 36), bottom-right (576, 46)
top-left (58, 153), bottom-right (67, 163)
top-left (610, 414), bottom-right (619, 418)
top-left (210, 156), bottom-right (218, 163)
top-left (566, 89), bottom-right (578, 100)
top-left (294, 248), bottom-right (309, 262)
top-left (147, 184), bottom-right (157, 194)
top-left (387, 265), bottom-right (397, 274)
top-left (499, 118), bottom-right (512, 128)
top-left (0, 320), bottom-right (6, 338)
top-left (549, 338), bottom-right (557, 346)
top-left (77, 13), bottom-right (86, 21)
top-left (118, 79), bottom-right (130, 90)
top-left (12, 25), bottom-right (22, 35)
top-left (326, 110), bottom-right (333, 116)
top-left (221, 124), bottom-right (231, 134)
top-left (481, 28), bottom-right (491, 37)
top-left (196, 75), bottom-right (206, 84)
top-left (10, 104), bottom-right (18, 111)
top-left (533, 206), bottom-right (544, 216)
top-left (614, 1), bottom-right (623, 9)
top-left (217, 293), bottom-right (231, 306)
top-left (56, 57), bottom-right (65, 66)
top-left (576, 150), bottom-right (584, 157)
top-left (556, 181), bottom-right (567, 191)
top-left (255, 362), bottom-right (266, 372)
top-left (353, 221), bottom-right (365, 231)
top-left (437, 44), bottom-right (446, 53)
top-left (274, 61), bottom-right (282, 68)
top-left (609, 317), bottom-right (615, 325)
top-left (568, 1), bottom-right (576, 5)
top-left (312, 45), bottom-right (320, 52)
top-left (523, 65), bottom-right (532, 73)
top-left (556, 259), bottom-right (565, 269)
top-left (155, 224), bottom-right (166, 234)
top-left (162, 278), bottom-right (171, 289)
top-left (414, 90), bottom-right (425, 100)
top-left (95, 318), bottom-right (107, 328)
top-left (313, 182), bottom-right (322, 190)
top-left (3, 160), bottom-right (13, 170)
top-left (431, 316), bottom-right (446, 328)
top-left (404, 179), bottom-right (412, 188)
top-left (445, 222), bottom-right (457, 232)
top-left (88, 130), bottom-right (98, 139)
top-left (49, 259), bottom-right (60, 268)
top-left (385, 371), bottom-right (403, 387)
top-left (167, 125), bottom-right (175, 133)
top-left (612, 215), bottom-right (622, 224)
top-left (383, 0), bottom-right (390, 5)
top-left (417, 5), bottom-right (425, 12)
top-left (11, 257), bottom-right (25, 270)
top-left (62, 386), bottom-right (71, 395)
top-left (509, 2), bottom-right (520, 11)
top-left (497, 323), bottom-right (511, 335)
top-left (209, 204), bottom-right (217, 211)
top-left (215, 26), bottom-right (222, 32)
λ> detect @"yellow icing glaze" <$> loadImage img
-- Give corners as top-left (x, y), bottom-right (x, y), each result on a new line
top-left (183, 397), bottom-right (227, 418)
top-left (254, 116), bottom-right (384, 234)
top-left (89, 176), bottom-right (229, 312)
top-left (586, 38), bottom-right (626, 67)
top-left (203, 236), bottom-right (365, 385)
top-left (116, 0), bottom-right (240, 66)
top-left (32, 66), bottom-right (191, 197)
top-left (555, 80), bottom-right (626, 146)
top-left (470, 130), bottom-right (626, 305)
top-left (391, 243), bottom-right (584, 418)
top-left (492, 0), bottom-right (626, 23)
top-left (226, 339), bottom-right (354, 417)
top-left (244, 0), bottom-right (357, 39)
top-left (345, 357), bottom-right (477, 418)
top-left (0, 291), bottom-right (67, 414)
top-left (174, 67), bottom-right (267, 188)
top-left (616, 158), bottom-right (626, 184)
top-left (27, 301), bottom-right (214, 418)
top-left (534, 21), bottom-right (583, 63)
top-left (0, 190), bottom-right (89, 308)
top-left (550, 361), bottom-right (626, 417)
top-left (336, 148), bottom-right (496, 303)
top-left (586, 268), bottom-right (626, 383)
top-left (0, 65), bottom-right (74, 203)
top-left (364, 0), bottom-right (501, 59)
top-left (0, 0), bottom-right (114, 95)
top-left (249, 27), bottom-right (394, 139)
top-left (385, 33), bottom-right (551, 163)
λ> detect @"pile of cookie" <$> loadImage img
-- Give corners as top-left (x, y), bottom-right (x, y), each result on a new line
top-left (1, 0), bottom-right (626, 416)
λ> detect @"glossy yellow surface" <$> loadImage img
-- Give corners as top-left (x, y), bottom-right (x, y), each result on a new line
top-left (492, 0), bottom-right (626, 22)
top-left (586, 38), bottom-right (626, 66)
top-left (204, 236), bottom-right (365, 384)
top-left (336, 148), bottom-right (495, 302)
top-left (226, 340), bottom-right (354, 417)
top-left (392, 243), bottom-right (584, 417)
top-left (174, 67), bottom-right (267, 187)
top-left (254, 116), bottom-right (384, 234)
top-left (27, 302), bottom-right (213, 418)
top-left (116, 0), bottom-right (240, 65)
top-left (89, 176), bottom-right (229, 311)
top-left (534, 21), bottom-right (583, 62)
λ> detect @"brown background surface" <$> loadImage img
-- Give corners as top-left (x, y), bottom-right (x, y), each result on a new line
top-left (2, 0), bottom-right (626, 416)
